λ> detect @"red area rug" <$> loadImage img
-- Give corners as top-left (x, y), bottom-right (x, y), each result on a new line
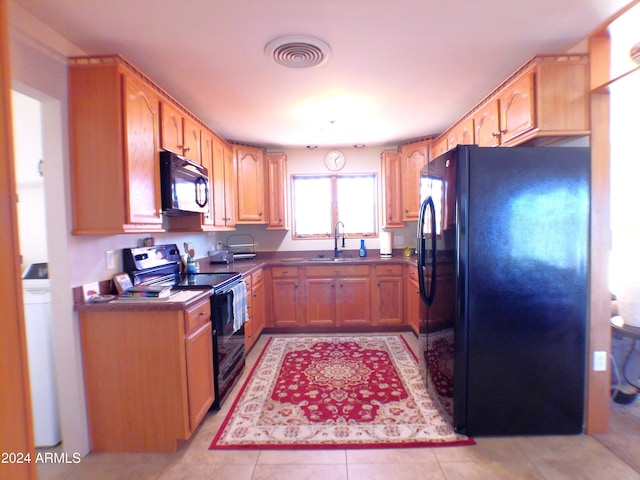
top-left (210, 335), bottom-right (473, 449)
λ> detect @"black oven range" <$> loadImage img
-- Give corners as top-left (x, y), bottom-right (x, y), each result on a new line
top-left (122, 244), bottom-right (245, 409)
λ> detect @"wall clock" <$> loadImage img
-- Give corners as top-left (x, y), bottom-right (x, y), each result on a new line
top-left (324, 150), bottom-right (346, 171)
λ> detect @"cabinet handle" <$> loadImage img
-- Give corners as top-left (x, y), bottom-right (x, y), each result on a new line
top-left (199, 311), bottom-right (207, 316)
top-left (183, 146), bottom-right (191, 152)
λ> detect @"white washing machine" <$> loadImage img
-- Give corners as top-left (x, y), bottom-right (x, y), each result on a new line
top-left (22, 263), bottom-right (61, 447)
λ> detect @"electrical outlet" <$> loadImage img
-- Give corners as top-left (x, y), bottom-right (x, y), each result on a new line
top-left (394, 235), bottom-right (404, 245)
top-left (593, 351), bottom-right (607, 371)
top-left (105, 250), bottom-right (115, 270)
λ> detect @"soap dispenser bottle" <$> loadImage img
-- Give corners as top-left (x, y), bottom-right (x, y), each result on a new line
top-left (359, 239), bottom-right (367, 257)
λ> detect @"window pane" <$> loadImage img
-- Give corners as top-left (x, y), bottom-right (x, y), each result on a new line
top-left (337, 176), bottom-right (376, 234)
top-left (293, 177), bottom-right (332, 235)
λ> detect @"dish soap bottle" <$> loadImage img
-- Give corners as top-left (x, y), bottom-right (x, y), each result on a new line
top-left (359, 239), bottom-right (367, 257)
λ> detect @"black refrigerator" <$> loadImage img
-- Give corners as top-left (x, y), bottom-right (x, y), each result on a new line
top-left (417, 145), bottom-right (589, 436)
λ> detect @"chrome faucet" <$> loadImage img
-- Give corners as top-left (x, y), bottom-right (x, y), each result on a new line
top-left (334, 220), bottom-right (345, 258)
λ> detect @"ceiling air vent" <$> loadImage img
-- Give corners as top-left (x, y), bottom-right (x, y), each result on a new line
top-left (265, 35), bottom-right (331, 69)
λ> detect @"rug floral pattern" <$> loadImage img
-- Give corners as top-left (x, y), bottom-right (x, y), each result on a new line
top-left (211, 335), bottom-right (472, 449)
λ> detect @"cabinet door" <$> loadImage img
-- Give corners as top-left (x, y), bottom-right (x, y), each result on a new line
top-left (271, 267), bottom-right (304, 327)
top-left (401, 141), bottom-right (429, 221)
top-left (185, 321), bottom-right (214, 432)
top-left (498, 72), bottom-right (535, 144)
top-left (252, 277), bottom-right (265, 337)
top-left (472, 100), bottom-right (501, 147)
top-left (432, 136), bottom-right (448, 158)
top-left (305, 278), bottom-right (336, 327)
top-left (381, 150), bottom-right (404, 228)
top-left (182, 116), bottom-right (202, 164)
top-left (406, 277), bottom-right (420, 335)
top-left (337, 277), bottom-right (371, 326)
top-left (223, 144), bottom-right (237, 227)
top-left (160, 101), bottom-right (183, 155)
top-left (201, 132), bottom-right (215, 227)
top-left (374, 276), bottom-right (404, 325)
top-left (235, 145), bottom-right (265, 223)
top-left (266, 152), bottom-right (288, 230)
top-left (122, 74), bottom-right (163, 226)
top-left (449, 118), bottom-right (474, 148)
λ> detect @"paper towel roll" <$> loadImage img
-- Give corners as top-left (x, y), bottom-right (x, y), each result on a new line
top-left (380, 231), bottom-right (393, 257)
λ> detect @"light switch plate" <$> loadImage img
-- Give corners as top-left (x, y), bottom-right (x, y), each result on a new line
top-left (105, 250), bottom-right (115, 270)
top-left (593, 351), bottom-right (607, 371)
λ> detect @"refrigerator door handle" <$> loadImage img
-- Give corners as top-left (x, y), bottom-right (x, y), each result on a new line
top-left (417, 196), bottom-right (437, 306)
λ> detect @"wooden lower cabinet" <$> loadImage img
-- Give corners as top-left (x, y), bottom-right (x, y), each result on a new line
top-left (304, 265), bottom-right (371, 327)
top-left (245, 269), bottom-right (265, 352)
top-left (79, 299), bottom-right (214, 452)
top-left (373, 264), bottom-right (404, 326)
top-left (405, 264), bottom-right (421, 335)
top-left (270, 267), bottom-right (302, 328)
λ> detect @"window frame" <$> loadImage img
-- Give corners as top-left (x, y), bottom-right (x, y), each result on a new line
top-left (291, 172), bottom-right (379, 240)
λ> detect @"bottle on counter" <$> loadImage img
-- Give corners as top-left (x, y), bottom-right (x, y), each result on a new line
top-left (359, 239), bottom-right (367, 257)
top-left (186, 257), bottom-right (197, 273)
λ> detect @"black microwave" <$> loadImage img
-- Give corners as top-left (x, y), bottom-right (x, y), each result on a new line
top-left (159, 151), bottom-right (209, 215)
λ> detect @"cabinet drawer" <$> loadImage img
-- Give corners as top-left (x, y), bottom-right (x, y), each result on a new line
top-left (375, 264), bottom-right (402, 276)
top-left (272, 266), bottom-right (298, 278)
top-left (305, 265), bottom-right (369, 277)
top-left (185, 299), bottom-right (211, 334)
top-left (252, 269), bottom-right (264, 285)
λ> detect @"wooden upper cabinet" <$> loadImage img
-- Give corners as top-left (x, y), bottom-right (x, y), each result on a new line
top-left (380, 150), bottom-right (404, 228)
top-left (433, 55), bottom-right (589, 150)
top-left (223, 144), bottom-right (237, 227)
top-left (472, 99), bottom-right (501, 146)
top-left (160, 101), bottom-right (202, 164)
top-left (123, 74), bottom-right (163, 227)
top-left (447, 117), bottom-right (474, 151)
top-left (266, 152), bottom-right (288, 230)
top-left (68, 57), bottom-right (164, 234)
top-left (432, 136), bottom-right (448, 158)
top-left (235, 145), bottom-right (266, 223)
top-left (498, 71), bottom-right (535, 144)
top-left (182, 117), bottom-right (202, 164)
top-left (160, 101), bottom-right (183, 155)
top-left (201, 134), bottom-right (235, 230)
top-left (400, 140), bottom-right (430, 221)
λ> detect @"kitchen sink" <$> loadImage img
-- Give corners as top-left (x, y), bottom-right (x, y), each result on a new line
top-left (308, 257), bottom-right (346, 262)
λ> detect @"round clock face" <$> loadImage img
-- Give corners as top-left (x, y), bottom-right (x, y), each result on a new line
top-left (324, 150), bottom-right (346, 171)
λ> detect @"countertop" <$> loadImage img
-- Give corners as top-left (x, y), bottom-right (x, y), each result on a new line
top-left (75, 288), bottom-right (213, 312)
top-left (197, 249), bottom-right (418, 277)
top-left (75, 250), bottom-right (419, 312)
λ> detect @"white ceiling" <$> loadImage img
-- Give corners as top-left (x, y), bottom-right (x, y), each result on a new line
top-left (14, 0), bottom-right (632, 148)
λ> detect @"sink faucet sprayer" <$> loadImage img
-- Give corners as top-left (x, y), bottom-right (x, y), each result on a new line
top-left (334, 221), bottom-right (345, 258)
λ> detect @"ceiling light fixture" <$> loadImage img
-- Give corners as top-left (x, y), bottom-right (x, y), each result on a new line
top-left (265, 35), bottom-right (331, 69)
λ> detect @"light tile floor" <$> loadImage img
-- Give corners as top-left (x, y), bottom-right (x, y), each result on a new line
top-left (37, 334), bottom-right (640, 480)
